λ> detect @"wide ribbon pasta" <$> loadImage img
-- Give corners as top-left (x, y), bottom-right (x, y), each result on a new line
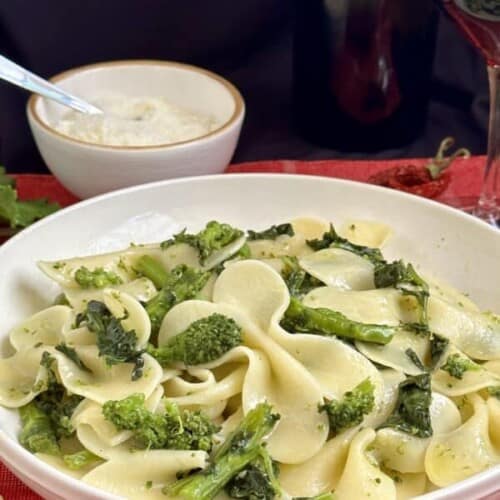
top-left (3, 215), bottom-right (500, 500)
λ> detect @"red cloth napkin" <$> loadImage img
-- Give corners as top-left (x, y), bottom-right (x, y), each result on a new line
top-left (0, 156), bottom-right (490, 499)
top-left (227, 155), bottom-right (486, 210)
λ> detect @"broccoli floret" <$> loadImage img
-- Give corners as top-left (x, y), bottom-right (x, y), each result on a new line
top-left (74, 266), bottom-right (123, 289)
top-left (280, 256), bottom-right (322, 298)
top-left (374, 260), bottom-right (429, 326)
top-left (306, 224), bottom-right (385, 265)
top-left (281, 297), bottom-right (395, 345)
top-left (319, 378), bottom-right (375, 435)
top-left (166, 402), bottom-right (280, 500)
top-left (19, 402), bottom-right (60, 455)
top-left (161, 221), bottom-right (244, 265)
top-left (440, 353), bottom-right (480, 380)
top-left (55, 343), bottom-right (90, 372)
top-left (63, 449), bottom-right (101, 470)
top-left (75, 300), bottom-right (144, 381)
top-left (247, 223), bottom-right (294, 241)
top-left (147, 313), bottom-right (242, 367)
top-left (102, 393), bottom-right (219, 452)
top-left (143, 264), bottom-right (211, 337)
top-left (379, 374), bottom-right (433, 438)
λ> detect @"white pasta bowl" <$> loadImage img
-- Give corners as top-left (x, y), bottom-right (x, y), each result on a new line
top-left (27, 60), bottom-right (245, 199)
top-left (0, 174), bottom-right (500, 500)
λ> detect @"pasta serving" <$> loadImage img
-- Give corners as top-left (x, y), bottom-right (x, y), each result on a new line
top-left (1, 216), bottom-right (500, 499)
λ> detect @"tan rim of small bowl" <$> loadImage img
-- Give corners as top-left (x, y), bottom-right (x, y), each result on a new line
top-left (27, 59), bottom-right (245, 151)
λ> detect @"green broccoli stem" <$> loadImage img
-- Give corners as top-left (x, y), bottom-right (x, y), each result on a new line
top-left (19, 402), bottom-right (60, 456)
top-left (143, 265), bottom-right (211, 339)
top-left (170, 446), bottom-right (262, 500)
top-left (134, 255), bottom-right (169, 290)
top-left (145, 289), bottom-right (176, 336)
top-left (213, 403), bottom-right (279, 460)
top-left (282, 297), bottom-right (395, 345)
top-left (259, 446), bottom-right (284, 497)
top-left (166, 403), bottom-right (280, 500)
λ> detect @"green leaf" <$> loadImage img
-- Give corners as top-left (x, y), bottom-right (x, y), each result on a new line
top-left (15, 198), bottom-right (60, 227)
top-left (379, 374), bottom-right (433, 438)
top-left (0, 166), bottom-right (15, 186)
top-left (55, 343), bottom-right (91, 372)
top-left (247, 223), bottom-right (294, 241)
top-left (75, 300), bottom-right (144, 380)
top-left (0, 184), bottom-right (59, 229)
top-left (306, 224), bottom-right (385, 265)
top-left (405, 348), bottom-right (426, 371)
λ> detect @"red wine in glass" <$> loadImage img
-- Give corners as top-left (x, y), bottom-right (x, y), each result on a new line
top-left (444, 0), bottom-right (500, 64)
top-left (441, 0), bottom-right (500, 225)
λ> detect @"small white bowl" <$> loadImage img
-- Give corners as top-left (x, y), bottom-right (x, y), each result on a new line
top-left (27, 60), bottom-right (245, 199)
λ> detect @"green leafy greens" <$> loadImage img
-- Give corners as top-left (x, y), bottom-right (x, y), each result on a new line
top-left (55, 343), bottom-right (91, 372)
top-left (166, 402), bottom-right (281, 500)
top-left (379, 374), bottom-right (433, 438)
top-left (374, 260), bottom-right (430, 327)
top-left (280, 256), bottom-right (322, 298)
top-left (19, 352), bottom-right (83, 455)
top-left (306, 224), bottom-right (385, 265)
top-left (247, 223), bottom-right (294, 241)
top-left (75, 300), bottom-right (144, 380)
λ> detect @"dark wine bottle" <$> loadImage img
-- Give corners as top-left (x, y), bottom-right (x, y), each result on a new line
top-left (292, 0), bottom-right (439, 152)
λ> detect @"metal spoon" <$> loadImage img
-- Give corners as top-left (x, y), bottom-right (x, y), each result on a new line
top-left (0, 54), bottom-right (102, 115)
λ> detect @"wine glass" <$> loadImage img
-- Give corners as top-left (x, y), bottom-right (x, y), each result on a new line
top-left (441, 0), bottom-right (500, 227)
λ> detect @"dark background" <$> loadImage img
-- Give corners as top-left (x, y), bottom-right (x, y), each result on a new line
top-left (0, 1), bottom-right (489, 173)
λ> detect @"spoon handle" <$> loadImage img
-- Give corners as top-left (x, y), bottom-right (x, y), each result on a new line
top-left (0, 55), bottom-right (102, 115)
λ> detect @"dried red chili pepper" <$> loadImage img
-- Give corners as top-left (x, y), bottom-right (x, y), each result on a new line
top-left (368, 138), bottom-right (470, 199)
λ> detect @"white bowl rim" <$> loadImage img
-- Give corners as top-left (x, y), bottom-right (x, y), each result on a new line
top-left (27, 59), bottom-right (245, 152)
top-left (2, 173), bottom-right (496, 248)
top-left (0, 173), bottom-right (499, 500)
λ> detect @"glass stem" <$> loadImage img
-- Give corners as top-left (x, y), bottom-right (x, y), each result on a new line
top-left (475, 64), bottom-right (500, 225)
